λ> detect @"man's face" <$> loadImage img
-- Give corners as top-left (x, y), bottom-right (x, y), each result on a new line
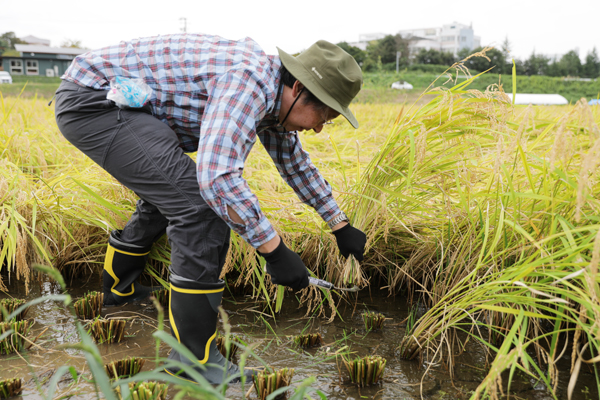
top-left (283, 96), bottom-right (330, 133)
top-left (281, 81), bottom-right (339, 133)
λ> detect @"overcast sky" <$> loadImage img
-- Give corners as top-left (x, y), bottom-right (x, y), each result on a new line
top-left (1, 0), bottom-right (598, 61)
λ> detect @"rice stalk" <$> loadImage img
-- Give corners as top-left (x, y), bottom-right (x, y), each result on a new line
top-left (400, 226), bottom-right (600, 388)
top-left (104, 357), bottom-right (146, 380)
top-left (339, 76), bottom-right (508, 296)
top-left (576, 136), bottom-right (600, 222)
top-left (115, 381), bottom-right (167, 400)
top-left (341, 355), bottom-right (387, 387)
top-left (0, 96), bottom-right (144, 292)
top-left (293, 333), bottom-right (323, 348)
top-left (151, 288), bottom-right (168, 310)
top-left (216, 334), bottom-right (244, 360)
top-left (382, 66), bottom-right (600, 396)
top-left (253, 367), bottom-right (294, 400)
top-left (362, 311), bottom-right (385, 331)
top-left (0, 378), bottom-right (22, 399)
top-left (0, 298), bottom-right (27, 322)
top-left (0, 319), bottom-right (32, 354)
top-left (73, 291), bottom-right (103, 320)
top-left (89, 318), bottom-right (126, 344)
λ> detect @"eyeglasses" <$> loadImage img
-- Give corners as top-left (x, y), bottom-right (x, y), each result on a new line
top-left (311, 119), bottom-right (334, 133)
top-left (309, 118), bottom-right (335, 133)
top-left (318, 114), bottom-right (335, 127)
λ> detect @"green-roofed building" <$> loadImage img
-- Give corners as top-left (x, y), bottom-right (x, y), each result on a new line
top-left (2, 44), bottom-right (85, 77)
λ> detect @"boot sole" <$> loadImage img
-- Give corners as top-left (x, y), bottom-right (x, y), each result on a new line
top-left (103, 294), bottom-right (152, 307)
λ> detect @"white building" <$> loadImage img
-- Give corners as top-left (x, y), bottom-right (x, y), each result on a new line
top-left (21, 35), bottom-right (51, 47)
top-left (399, 22), bottom-right (480, 57)
top-left (348, 33), bottom-right (387, 51)
top-left (396, 27), bottom-right (440, 52)
top-left (350, 22), bottom-right (480, 57)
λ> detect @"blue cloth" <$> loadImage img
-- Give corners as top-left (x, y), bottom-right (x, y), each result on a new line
top-left (589, 99), bottom-right (600, 105)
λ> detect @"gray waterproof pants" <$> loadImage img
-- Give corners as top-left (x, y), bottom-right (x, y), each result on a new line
top-left (54, 81), bottom-right (230, 282)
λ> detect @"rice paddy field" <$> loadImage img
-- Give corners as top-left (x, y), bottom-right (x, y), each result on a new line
top-left (0, 67), bottom-right (599, 400)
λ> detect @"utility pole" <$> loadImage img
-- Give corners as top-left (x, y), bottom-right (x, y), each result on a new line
top-left (180, 18), bottom-right (187, 33)
top-left (396, 51), bottom-right (401, 73)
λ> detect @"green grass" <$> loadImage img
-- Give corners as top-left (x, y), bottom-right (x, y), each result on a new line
top-left (10, 75), bottom-right (62, 84)
top-left (0, 82), bottom-right (59, 98)
top-left (359, 71), bottom-right (600, 104)
top-left (0, 74), bottom-right (61, 98)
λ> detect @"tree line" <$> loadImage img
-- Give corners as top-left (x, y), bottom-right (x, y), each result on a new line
top-left (2, 30), bottom-right (597, 79)
top-left (0, 31), bottom-right (85, 54)
top-left (337, 35), bottom-right (600, 79)
top-left (0, 32), bottom-right (27, 55)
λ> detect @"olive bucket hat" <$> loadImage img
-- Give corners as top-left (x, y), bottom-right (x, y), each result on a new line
top-left (277, 40), bottom-right (363, 128)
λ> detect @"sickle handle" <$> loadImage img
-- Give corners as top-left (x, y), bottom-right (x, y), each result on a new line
top-left (308, 277), bottom-right (335, 290)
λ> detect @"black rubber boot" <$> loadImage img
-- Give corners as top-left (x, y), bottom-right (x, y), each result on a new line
top-left (102, 230), bottom-right (154, 306)
top-left (164, 275), bottom-right (255, 384)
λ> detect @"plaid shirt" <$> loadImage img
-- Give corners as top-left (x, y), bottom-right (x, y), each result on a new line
top-left (62, 34), bottom-right (340, 247)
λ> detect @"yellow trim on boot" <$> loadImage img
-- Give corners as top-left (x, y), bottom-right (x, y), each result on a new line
top-left (169, 286), bottom-right (180, 342)
top-left (169, 283), bottom-right (218, 364)
top-left (104, 244), bottom-right (151, 297)
top-left (170, 285), bottom-right (224, 295)
top-left (200, 332), bottom-right (217, 364)
top-left (164, 368), bottom-right (197, 383)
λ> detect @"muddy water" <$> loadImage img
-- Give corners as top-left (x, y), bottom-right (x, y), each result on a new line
top-left (1, 275), bottom-right (597, 400)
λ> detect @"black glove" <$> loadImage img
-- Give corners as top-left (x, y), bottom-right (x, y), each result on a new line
top-left (258, 240), bottom-right (309, 291)
top-left (332, 224), bottom-right (367, 261)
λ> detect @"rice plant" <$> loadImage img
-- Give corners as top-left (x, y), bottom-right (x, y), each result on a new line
top-left (0, 319), bottom-right (31, 354)
top-left (152, 288), bottom-right (168, 310)
top-left (0, 96), bottom-right (139, 294)
top-left (115, 381), bottom-right (168, 400)
top-left (341, 355), bottom-right (387, 387)
top-left (0, 378), bottom-right (22, 399)
top-left (405, 302), bottom-right (420, 337)
top-left (392, 93), bottom-right (600, 395)
top-left (2, 60), bottom-right (600, 397)
top-left (216, 334), bottom-right (244, 360)
top-left (293, 333), bottom-right (323, 348)
top-left (362, 312), bottom-right (385, 331)
top-left (253, 367), bottom-right (294, 400)
top-left (104, 357), bottom-right (146, 380)
top-left (73, 291), bottom-right (103, 320)
top-left (0, 298), bottom-right (27, 322)
top-left (89, 318), bottom-right (126, 344)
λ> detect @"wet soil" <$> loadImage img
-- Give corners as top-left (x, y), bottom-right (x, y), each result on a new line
top-left (1, 275), bottom-right (598, 400)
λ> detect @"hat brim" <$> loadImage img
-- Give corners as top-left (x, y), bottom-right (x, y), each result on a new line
top-left (277, 47), bottom-right (359, 129)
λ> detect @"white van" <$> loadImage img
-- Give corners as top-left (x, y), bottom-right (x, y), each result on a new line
top-left (0, 71), bottom-right (13, 84)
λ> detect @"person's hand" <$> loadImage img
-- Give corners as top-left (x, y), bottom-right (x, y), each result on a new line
top-left (332, 224), bottom-right (367, 261)
top-left (258, 240), bottom-right (309, 290)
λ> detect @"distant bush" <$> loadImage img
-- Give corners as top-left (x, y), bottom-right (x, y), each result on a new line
top-left (372, 63), bottom-right (452, 74)
top-left (362, 72), bottom-right (443, 90)
top-left (406, 64), bottom-right (452, 74)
